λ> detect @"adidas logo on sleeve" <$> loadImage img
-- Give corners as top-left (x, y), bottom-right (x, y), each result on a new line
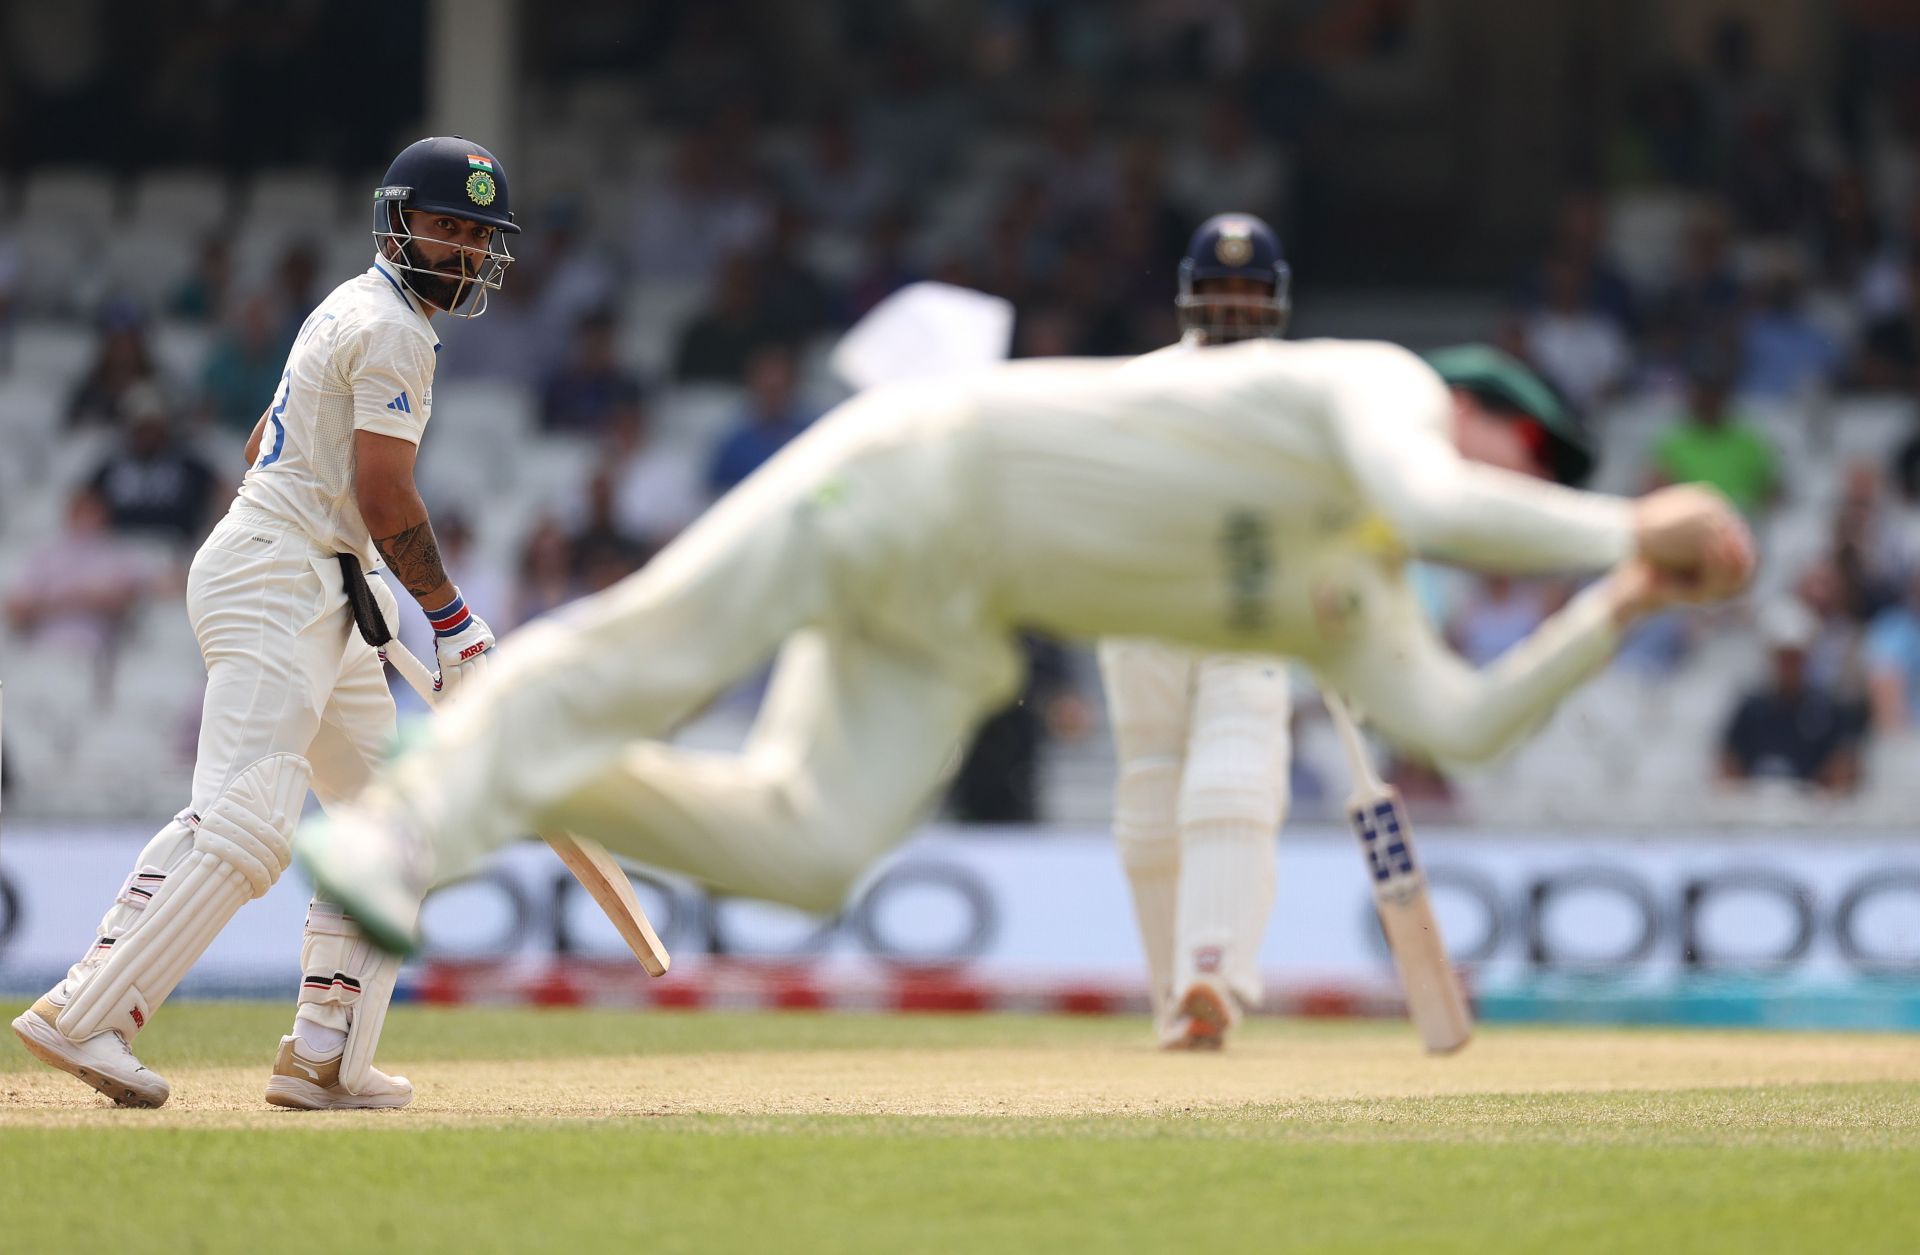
top-left (386, 393), bottom-right (412, 413)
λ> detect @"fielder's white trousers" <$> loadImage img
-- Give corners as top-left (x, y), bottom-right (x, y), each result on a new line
top-left (386, 395), bottom-right (1021, 913)
top-left (378, 385), bottom-right (1622, 917)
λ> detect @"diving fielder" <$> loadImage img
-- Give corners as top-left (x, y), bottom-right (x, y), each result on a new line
top-left (12, 137), bottom-right (517, 1109)
top-left (1101, 213), bottom-right (1300, 1049)
top-left (300, 335), bottom-right (1752, 958)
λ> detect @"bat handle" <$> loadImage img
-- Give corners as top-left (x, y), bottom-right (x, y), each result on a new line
top-left (380, 640), bottom-right (441, 706)
top-left (1325, 690), bottom-right (1388, 797)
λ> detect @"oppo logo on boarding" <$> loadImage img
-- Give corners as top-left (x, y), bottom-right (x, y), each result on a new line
top-left (1383, 865), bottom-right (1920, 974)
top-left (415, 861), bottom-right (998, 964)
top-left (0, 874), bottom-right (18, 954)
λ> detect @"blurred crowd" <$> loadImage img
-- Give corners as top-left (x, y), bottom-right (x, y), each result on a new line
top-left (6, 2), bottom-right (1920, 820)
top-left (1455, 12), bottom-right (1920, 804)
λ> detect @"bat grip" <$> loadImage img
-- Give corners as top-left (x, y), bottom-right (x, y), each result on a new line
top-left (1325, 691), bottom-right (1387, 797)
top-left (381, 640), bottom-right (441, 706)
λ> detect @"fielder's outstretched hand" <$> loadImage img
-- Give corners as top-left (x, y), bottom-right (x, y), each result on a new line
top-left (1603, 550), bottom-right (1754, 629)
top-left (1630, 485), bottom-right (1755, 602)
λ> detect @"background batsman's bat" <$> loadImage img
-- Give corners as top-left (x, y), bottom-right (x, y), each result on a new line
top-left (1326, 692), bottom-right (1471, 1053)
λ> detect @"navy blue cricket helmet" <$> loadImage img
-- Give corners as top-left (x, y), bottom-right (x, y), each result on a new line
top-left (1176, 212), bottom-right (1291, 342)
top-left (372, 136), bottom-right (519, 318)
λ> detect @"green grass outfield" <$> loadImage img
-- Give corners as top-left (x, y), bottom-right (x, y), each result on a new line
top-left (4, 1001), bottom-right (1918, 1254)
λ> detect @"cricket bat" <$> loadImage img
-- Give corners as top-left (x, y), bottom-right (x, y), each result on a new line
top-left (1325, 692), bottom-right (1471, 1054)
top-left (381, 642), bottom-right (670, 976)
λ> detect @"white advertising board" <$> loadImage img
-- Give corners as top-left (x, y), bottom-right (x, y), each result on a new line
top-left (3, 825), bottom-right (1916, 994)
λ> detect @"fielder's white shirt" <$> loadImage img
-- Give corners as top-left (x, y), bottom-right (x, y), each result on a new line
top-left (960, 338), bottom-right (1635, 762)
top-left (236, 256), bottom-right (439, 563)
top-left (975, 338), bottom-right (1631, 573)
top-left (1128, 334), bottom-right (1199, 366)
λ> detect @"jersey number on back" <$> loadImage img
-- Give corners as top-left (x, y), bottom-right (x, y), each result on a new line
top-left (255, 370), bottom-right (292, 468)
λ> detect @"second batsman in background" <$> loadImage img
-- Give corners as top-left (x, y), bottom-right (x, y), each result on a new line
top-left (1099, 213), bottom-right (1299, 1049)
top-left (10, 137), bottom-right (514, 1110)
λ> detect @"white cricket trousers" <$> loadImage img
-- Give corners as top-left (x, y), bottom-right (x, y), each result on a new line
top-left (185, 508), bottom-right (394, 811)
top-left (71, 507), bottom-right (392, 986)
top-left (386, 395), bottom-right (1022, 912)
top-left (1099, 640), bottom-right (1288, 1012)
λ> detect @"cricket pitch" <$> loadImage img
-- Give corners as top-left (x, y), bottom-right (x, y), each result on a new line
top-left (4, 1003), bottom-right (1916, 1253)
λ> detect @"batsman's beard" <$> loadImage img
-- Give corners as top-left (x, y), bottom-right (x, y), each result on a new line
top-left (401, 251), bottom-right (477, 313)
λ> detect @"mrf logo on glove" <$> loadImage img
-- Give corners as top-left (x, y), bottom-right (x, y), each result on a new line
top-left (424, 588), bottom-right (496, 698)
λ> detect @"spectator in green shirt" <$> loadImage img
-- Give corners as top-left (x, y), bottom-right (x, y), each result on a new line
top-left (1650, 368), bottom-right (1779, 515)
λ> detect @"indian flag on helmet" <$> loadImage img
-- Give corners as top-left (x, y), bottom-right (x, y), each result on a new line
top-left (466, 154), bottom-right (494, 172)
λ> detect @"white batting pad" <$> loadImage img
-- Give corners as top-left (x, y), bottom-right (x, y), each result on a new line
top-left (58, 754), bottom-right (311, 1042)
top-left (297, 899), bottom-right (401, 1093)
top-left (830, 282), bottom-right (1014, 392)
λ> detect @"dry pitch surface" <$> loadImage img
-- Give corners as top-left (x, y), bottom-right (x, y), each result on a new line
top-left (4, 1002), bottom-right (1918, 1252)
top-left (5, 1007), bottom-right (1916, 1127)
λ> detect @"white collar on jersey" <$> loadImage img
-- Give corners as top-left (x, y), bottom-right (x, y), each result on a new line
top-left (369, 254), bottom-right (440, 334)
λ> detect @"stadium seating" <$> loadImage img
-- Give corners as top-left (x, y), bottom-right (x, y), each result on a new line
top-left (20, 168), bottom-right (118, 236)
top-left (3, 162), bottom-right (1917, 826)
top-left (129, 169), bottom-right (232, 237)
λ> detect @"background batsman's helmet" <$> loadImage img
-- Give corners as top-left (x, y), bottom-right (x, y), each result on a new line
top-left (1176, 212), bottom-right (1292, 342)
top-left (372, 136), bottom-right (519, 318)
top-left (1424, 344), bottom-right (1597, 487)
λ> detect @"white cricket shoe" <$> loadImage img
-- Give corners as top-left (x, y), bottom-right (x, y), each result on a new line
top-left (12, 993), bottom-right (172, 1107)
top-left (293, 806), bottom-right (428, 958)
top-left (264, 1035), bottom-right (414, 1111)
top-left (1159, 979), bottom-right (1240, 1052)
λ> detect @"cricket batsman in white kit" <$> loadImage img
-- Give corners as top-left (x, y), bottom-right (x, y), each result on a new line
top-left (11, 137), bottom-right (517, 1109)
top-left (298, 328), bottom-right (1753, 964)
top-left (1100, 213), bottom-right (1305, 1050)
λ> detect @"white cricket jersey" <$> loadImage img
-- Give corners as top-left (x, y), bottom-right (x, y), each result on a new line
top-left (235, 257), bottom-right (439, 564)
top-left (1127, 335), bottom-right (1201, 366)
top-left (963, 338), bottom-right (1635, 655)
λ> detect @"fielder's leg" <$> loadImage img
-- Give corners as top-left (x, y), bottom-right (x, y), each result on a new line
top-left (1165, 655), bottom-right (1290, 1049)
top-left (298, 465), bottom-right (866, 946)
top-left (1096, 639), bottom-right (1193, 1030)
top-left (299, 397), bottom-right (1020, 947)
top-left (545, 627), bottom-right (1006, 913)
top-left (266, 643), bottom-right (411, 1110)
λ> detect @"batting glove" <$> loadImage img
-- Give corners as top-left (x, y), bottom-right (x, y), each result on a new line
top-left (425, 589), bottom-right (495, 698)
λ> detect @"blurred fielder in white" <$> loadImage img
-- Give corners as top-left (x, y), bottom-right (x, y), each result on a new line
top-left (1098, 213), bottom-right (1302, 1049)
top-left (847, 265), bottom-right (1298, 1049)
top-left (297, 325), bottom-right (1753, 963)
top-left (12, 137), bottom-right (515, 1110)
